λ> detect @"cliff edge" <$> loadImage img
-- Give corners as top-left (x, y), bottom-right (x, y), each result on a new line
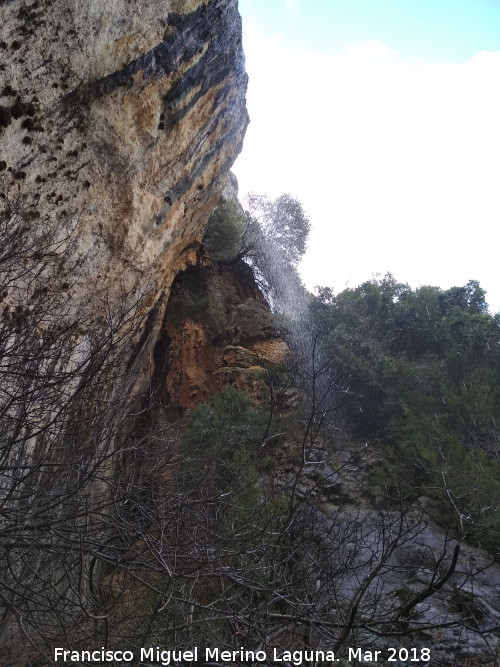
top-left (0, 0), bottom-right (248, 395)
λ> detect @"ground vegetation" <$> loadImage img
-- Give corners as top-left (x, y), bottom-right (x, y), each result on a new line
top-left (2, 185), bottom-right (500, 666)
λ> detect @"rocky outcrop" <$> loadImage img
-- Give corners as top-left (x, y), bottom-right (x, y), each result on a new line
top-left (0, 0), bottom-right (248, 399)
top-left (157, 256), bottom-right (290, 417)
top-left (0, 3), bottom-right (248, 659)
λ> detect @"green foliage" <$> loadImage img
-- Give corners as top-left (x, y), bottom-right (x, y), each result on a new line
top-left (309, 275), bottom-right (500, 551)
top-left (203, 191), bottom-right (310, 317)
top-left (168, 266), bottom-right (226, 337)
top-left (182, 388), bottom-right (269, 513)
top-left (203, 197), bottom-right (246, 262)
top-left (241, 193), bottom-right (310, 316)
top-left (246, 192), bottom-right (311, 266)
top-left (186, 386), bottom-right (267, 452)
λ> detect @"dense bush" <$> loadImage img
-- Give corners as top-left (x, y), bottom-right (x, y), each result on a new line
top-left (168, 265), bottom-right (226, 338)
top-left (308, 276), bottom-right (500, 552)
top-left (202, 197), bottom-right (246, 262)
top-left (203, 193), bottom-right (310, 317)
top-left (181, 387), bottom-right (271, 513)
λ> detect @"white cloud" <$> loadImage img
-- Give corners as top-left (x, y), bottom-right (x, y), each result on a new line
top-left (342, 40), bottom-right (399, 63)
top-left (233, 41), bottom-right (500, 311)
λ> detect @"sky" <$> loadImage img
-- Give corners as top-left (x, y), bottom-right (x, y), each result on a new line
top-left (232, 0), bottom-right (500, 312)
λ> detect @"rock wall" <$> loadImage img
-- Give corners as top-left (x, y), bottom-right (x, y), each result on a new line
top-left (158, 255), bottom-right (290, 418)
top-left (0, 3), bottom-right (248, 657)
top-left (0, 0), bottom-right (248, 395)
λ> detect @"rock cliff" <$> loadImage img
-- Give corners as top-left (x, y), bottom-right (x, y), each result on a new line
top-left (0, 0), bottom-right (248, 403)
top-left (1, 4), bottom-right (249, 657)
top-left (158, 254), bottom-right (290, 418)
top-left (3, 4), bottom-right (500, 666)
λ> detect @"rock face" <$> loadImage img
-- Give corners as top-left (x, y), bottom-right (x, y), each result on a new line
top-left (0, 3), bottom-right (248, 659)
top-left (0, 0), bottom-right (248, 393)
top-left (157, 256), bottom-right (290, 417)
top-left (5, 5), bottom-right (499, 667)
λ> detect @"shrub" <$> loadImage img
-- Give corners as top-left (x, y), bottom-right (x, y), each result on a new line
top-left (202, 197), bottom-right (245, 262)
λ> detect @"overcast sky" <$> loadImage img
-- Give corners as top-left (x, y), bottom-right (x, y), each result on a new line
top-left (232, 0), bottom-right (500, 312)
